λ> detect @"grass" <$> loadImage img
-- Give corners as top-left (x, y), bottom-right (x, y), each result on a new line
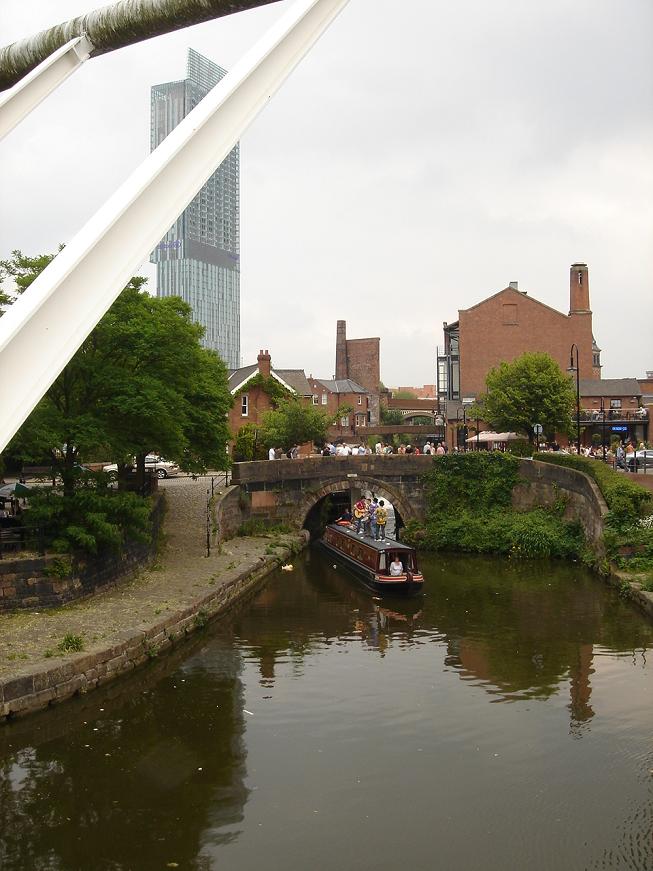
top-left (57, 633), bottom-right (84, 654)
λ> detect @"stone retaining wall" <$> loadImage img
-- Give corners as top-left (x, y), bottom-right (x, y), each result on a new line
top-left (513, 459), bottom-right (608, 547)
top-left (0, 496), bottom-right (164, 611)
top-left (0, 535), bottom-right (307, 721)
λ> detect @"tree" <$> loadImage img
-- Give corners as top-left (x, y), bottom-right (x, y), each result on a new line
top-left (4, 251), bottom-right (232, 492)
top-left (261, 399), bottom-right (334, 451)
top-left (392, 389), bottom-right (418, 400)
top-left (380, 406), bottom-right (405, 425)
top-left (481, 352), bottom-right (575, 444)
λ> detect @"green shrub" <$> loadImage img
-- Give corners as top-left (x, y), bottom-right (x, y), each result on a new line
top-left (505, 439), bottom-right (535, 458)
top-left (424, 452), bottom-right (521, 513)
top-left (534, 453), bottom-right (652, 528)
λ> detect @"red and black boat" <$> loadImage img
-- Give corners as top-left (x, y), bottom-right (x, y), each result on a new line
top-left (321, 523), bottom-right (424, 595)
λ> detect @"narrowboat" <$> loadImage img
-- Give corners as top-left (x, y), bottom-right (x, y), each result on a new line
top-left (321, 523), bottom-right (424, 595)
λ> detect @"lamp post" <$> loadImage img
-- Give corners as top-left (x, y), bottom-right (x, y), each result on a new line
top-left (456, 406), bottom-right (467, 452)
top-left (567, 344), bottom-right (581, 456)
top-left (599, 398), bottom-right (607, 463)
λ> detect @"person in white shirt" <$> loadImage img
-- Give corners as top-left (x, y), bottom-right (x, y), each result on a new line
top-left (268, 447), bottom-right (276, 461)
top-left (389, 557), bottom-right (404, 577)
top-left (375, 442), bottom-right (383, 455)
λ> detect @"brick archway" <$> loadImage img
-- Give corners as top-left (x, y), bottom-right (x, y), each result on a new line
top-left (298, 477), bottom-right (418, 528)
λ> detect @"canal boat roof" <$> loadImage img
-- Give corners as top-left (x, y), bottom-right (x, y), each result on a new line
top-left (327, 524), bottom-right (415, 553)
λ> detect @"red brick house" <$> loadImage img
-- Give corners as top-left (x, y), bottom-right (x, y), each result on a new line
top-left (307, 377), bottom-right (370, 441)
top-left (228, 350), bottom-right (313, 455)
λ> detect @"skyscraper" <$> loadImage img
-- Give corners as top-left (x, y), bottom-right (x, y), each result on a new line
top-left (150, 48), bottom-right (240, 367)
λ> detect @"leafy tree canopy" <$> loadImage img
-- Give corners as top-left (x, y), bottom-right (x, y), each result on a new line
top-left (392, 390), bottom-right (418, 400)
top-left (261, 399), bottom-right (334, 450)
top-left (3, 250), bottom-right (233, 486)
top-left (481, 352), bottom-right (575, 443)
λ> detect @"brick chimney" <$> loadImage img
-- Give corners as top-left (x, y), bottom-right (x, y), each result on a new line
top-left (569, 263), bottom-right (590, 313)
top-left (257, 349), bottom-right (271, 378)
top-left (335, 320), bottom-right (348, 380)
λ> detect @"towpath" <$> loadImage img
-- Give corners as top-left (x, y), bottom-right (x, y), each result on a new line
top-left (0, 477), bottom-right (303, 703)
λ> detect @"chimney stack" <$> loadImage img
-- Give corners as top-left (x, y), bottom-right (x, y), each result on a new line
top-left (257, 348), bottom-right (271, 378)
top-left (509, 280), bottom-right (518, 290)
top-left (335, 320), bottom-right (348, 380)
top-left (569, 263), bottom-right (590, 314)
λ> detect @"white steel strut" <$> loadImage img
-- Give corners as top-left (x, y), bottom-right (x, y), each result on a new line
top-left (0, 0), bottom-right (349, 452)
top-left (0, 36), bottom-right (93, 141)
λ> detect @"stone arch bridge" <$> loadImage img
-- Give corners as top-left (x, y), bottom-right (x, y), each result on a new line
top-left (226, 455), bottom-right (434, 535)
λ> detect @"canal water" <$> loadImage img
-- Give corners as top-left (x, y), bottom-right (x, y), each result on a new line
top-left (1, 550), bottom-right (652, 871)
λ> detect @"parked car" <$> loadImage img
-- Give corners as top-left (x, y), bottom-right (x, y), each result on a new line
top-left (626, 450), bottom-right (653, 472)
top-left (102, 456), bottom-right (180, 479)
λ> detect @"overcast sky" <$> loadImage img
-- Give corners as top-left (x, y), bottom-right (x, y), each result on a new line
top-left (1, 0), bottom-right (651, 385)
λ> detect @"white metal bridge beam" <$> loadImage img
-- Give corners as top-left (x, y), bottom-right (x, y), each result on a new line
top-left (0, 0), bottom-right (349, 452)
top-left (0, 36), bottom-right (93, 141)
top-left (0, 0), bottom-right (282, 92)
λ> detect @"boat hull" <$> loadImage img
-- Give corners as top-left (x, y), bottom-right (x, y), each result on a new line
top-left (320, 536), bottom-right (423, 596)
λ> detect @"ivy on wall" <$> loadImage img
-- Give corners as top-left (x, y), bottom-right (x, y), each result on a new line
top-left (233, 373), bottom-right (292, 407)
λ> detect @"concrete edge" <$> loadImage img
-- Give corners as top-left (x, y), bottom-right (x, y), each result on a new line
top-left (0, 532), bottom-right (309, 723)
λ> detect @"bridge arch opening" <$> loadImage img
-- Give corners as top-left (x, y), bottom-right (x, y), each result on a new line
top-left (300, 479), bottom-right (414, 541)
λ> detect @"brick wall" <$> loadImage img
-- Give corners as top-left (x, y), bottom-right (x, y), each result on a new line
top-left (0, 497), bottom-right (164, 611)
top-left (458, 287), bottom-right (595, 397)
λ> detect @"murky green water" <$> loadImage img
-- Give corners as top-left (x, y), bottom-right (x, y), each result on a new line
top-left (1, 550), bottom-right (652, 871)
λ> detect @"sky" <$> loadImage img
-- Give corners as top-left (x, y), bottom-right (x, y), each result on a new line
top-left (1, 0), bottom-right (651, 385)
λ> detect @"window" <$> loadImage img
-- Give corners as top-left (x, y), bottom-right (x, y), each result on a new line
top-left (312, 395), bottom-right (318, 406)
top-left (321, 393), bottom-right (328, 405)
top-left (610, 399), bottom-right (622, 409)
top-left (356, 413), bottom-right (366, 427)
top-left (341, 415), bottom-right (350, 427)
top-left (358, 395), bottom-right (363, 405)
top-left (241, 394), bottom-right (248, 416)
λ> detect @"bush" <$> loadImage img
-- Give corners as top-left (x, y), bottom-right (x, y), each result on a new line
top-left (424, 452), bottom-right (521, 513)
top-left (533, 453), bottom-right (652, 528)
top-left (417, 452), bottom-right (585, 560)
top-left (505, 439), bottom-right (535, 458)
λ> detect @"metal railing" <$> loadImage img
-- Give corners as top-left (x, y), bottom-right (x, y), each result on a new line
top-left (580, 409), bottom-right (648, 422)
top-left (0, 523), bottom-right (48, 559)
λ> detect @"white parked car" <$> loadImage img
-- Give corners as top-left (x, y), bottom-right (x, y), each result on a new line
top-left (102, 455), bottom-right (180, 479)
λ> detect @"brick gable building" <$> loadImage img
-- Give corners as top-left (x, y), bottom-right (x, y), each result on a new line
top-left (438, 263), bottom-right (601, 403)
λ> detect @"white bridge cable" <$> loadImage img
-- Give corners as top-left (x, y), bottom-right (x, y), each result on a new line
top-left (0, 0), bottom-right (350, 452)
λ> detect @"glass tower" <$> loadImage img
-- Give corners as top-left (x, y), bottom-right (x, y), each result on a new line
top-left (150, 48), bottom-right (240, 367)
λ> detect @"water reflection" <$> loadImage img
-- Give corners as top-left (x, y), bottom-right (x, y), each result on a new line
top-left (0, 548), bottom-right (652, 871)
top-left (0, 640), bottom-right (249, 870)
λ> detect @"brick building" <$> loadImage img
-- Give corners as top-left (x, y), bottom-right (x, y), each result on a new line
top-left (639, 371), bottom-right (653, 411)
top-left (228, 350), bottom-right (313, 453)
top-left (307, 376), bottom-right (370, 440)
top-left (335, 320), bottom-right (381, 427)
top-left (390, 385), bottom-right (436, 400)
top-left (438, 263), bottom-right (601, 403)
top-left (579, 379), bottom-right (648, 446)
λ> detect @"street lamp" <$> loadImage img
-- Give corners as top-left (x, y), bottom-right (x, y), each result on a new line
top-left (567, 343), bottom-right (581, 455)
top-left (599, 398), bottom-right (607, 463)
top-left (456, 406), bottom-right (468, 452)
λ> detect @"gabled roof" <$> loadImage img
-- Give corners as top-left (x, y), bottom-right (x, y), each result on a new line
top-left (228, 365), bottom-right (312, 397)
top-left (314, 378), bottom-right (369, 394)
top-left (275, 369), bottom-right (312, 396)
top-left (579, 378), bottom-right (641, 397)
top-left (228, 364), bottom-right (257, 392)
top-left (459, 286), bottom-right (569, 321)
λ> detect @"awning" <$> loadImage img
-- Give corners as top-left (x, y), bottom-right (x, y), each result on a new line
top-left (465, 431), bottom-right (521, 443)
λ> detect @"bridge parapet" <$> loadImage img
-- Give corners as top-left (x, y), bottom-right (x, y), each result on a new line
top-left (231, 454), bottom-right (434, 484)
top-left (231, 455), bottom-right (434, 530)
